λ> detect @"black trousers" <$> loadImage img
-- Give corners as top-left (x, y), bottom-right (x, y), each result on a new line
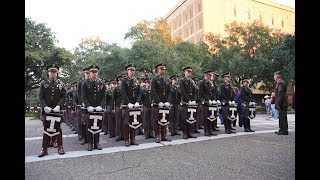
top-left (142, 106), bottom-right (153, 136)
top-left (169, 104), bottom-right (180, 133)
top-left (115, 106), bottom-right (123, 138)
top-left (278, 108), bottom-right (288, 133)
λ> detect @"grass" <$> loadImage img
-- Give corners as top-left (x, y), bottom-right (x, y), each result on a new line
top-left (25, 112), bottom-right (39, 117)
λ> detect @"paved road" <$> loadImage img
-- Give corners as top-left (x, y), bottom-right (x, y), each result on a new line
top-left (25, 114), bottom-right (295, 180)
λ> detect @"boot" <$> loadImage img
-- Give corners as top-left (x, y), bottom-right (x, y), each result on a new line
top-left (154, 121), bottom-right (160, 143)
top-left (81, 124), bottom-right (87, 144)
top-left (123, 125), bottom-right (130, 147)
top-left (187, 124), bottom-right (196, 138)
top-left (94, 133), bottom-right (102, 150)
top-left (87, 131), bottom-right (93, 151)
top-left (52, 136), bottom-right (58, 148)
top-left (161, 126), bottom-right (171, 141)
top-left (38, 134), bottom-right (49, 157)
top-left (57, 133), bottom-right (65, 155)
top-left (130, 128), bottom-right (138, 145)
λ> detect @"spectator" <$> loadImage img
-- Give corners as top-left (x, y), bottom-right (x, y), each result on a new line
top-left (270, 92), bottom-right (278, 119)
top-left (264, 95), bottom-right (271, 118)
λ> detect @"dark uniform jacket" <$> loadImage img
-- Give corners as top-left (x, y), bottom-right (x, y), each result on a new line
top-left (39, 79), bottom-right (67, 114)
top-left (77, 78), bottom-right (84, 105)
top-left (275, 79), bottom-right (288, 109)
top-left (66, 90), bottom-right (76, 110)
top-left (120, 77), bottom-right (141, 105)
top-left (240, 85), bottom-right (254, 104)
top-left (141, 87), bottom-right (152, 107)
top-left (179, 77), bottom-right (197, 103)
top-left (168, 84), bottom-right (181, 105)
top-left (198, 79), bottom-right (215, 102)
top-left (81, 78), bottom-right (106, 108)
top-left (218, 82), bottom-right (235, 105)
top-left (211, 80), bottom-right (219, 100)
top-left (106, 89), bottom-right (113, 107)
top-left (151, 75), bottom-right (170, 103)
top-left (112, 86), bottom-right (122, 107)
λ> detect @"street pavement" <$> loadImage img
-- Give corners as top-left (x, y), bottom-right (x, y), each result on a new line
top-left (25, 113), bottom-right (295, 180)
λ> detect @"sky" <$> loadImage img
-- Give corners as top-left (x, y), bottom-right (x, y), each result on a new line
top-left (25, 0), bottom-right (295, 52)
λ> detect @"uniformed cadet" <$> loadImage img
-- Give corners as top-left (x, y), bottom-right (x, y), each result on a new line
top-left (179, 66), bottom-right (197, 139)
top-left (218, 72), bottom-right (236, 134)
top-left (38, 64), bottom-right (66, 157)
top-left (168, 75), bottom-right (181, 136)
top-left (199, 70), bottom-right (217, 136)
top-left (121, 64), bottom-right (142, 146)
top-left (192, 76), bottom-right (201, 134)
top-left (113, 75), bottom-right (124, 142)
top-left (210, 71), bottom-right (220, 132)
top-left (151, 63), bottom-right (171, 143)
top-left (140, 78), bottom-right (154, 139)
top-left (104, 81), bottom-right (115, 137)
top-left (77, 67), bottom-right (90, 144)
top-left (66, 83), bottom-right (76, 132)
top-left (240, 78), bottom-right (255, 132)
top-left (81, 65), bottom-right (106, 151)
top-left (273, 71), bottom-right (289, 135)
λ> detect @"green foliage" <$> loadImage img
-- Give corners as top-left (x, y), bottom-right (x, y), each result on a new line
top-left (25, 18), bottom-right (73, 92)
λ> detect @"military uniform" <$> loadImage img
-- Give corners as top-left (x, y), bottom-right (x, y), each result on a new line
top-left (77, 67), bottom-right (89, 143)
top-left (151, 64), bottom-right (171, 143)
top-left (210, 72), bottom-right (220, 131)
top-left (81, 65), bottom-right (106, 151)
top-left (121, 64), bottom-right (142, 146)
top-left (274, 71), bottom-right (288, 135)
top-left (168, 75), bottom-right (181, 136)
top-left (219, 72), bottom-right (236, 134)
top-left (38, 64), bottom-right (66, 157)
top-left (140, 79), bottom-right (153, 139)
top-left (198, 71), bottom-right (217, 136)
top-left (104, 87), bottom-right (114, 137)
top-left (113, 80), bottom-right (124, 142)
top-left (66, 85), bottom-right (76, 132)
top-left (240, 78), bottom-right (255, 132)
top-left (179, 66), bottom-right (197, 139)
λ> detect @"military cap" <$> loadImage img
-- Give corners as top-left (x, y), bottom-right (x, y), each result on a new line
top-left (273, 71), bottom-right (281, 76)
top-left (242, 78), bottom-right (250, 83)
top-left (211, 71), bottom-right (220, 76)
top-left (111, 80), bottom-right (117, 84)
top-left (116, 75), bottom-right (123, 81)
top-left (183, 66), bottom-right (192, 71)
top-left (170, 75), bottom-right (177, 80)
top-left (203, 70), bottom-right (213, 74)
top-left (222, 72), bottom-right (231, 77)
top-left (71, 81), bottom-right (77, 85)
top-left (143, 78), bottom-right (151, 83)
top-left (47, 64), bottom-right (59, 71)
top-left (88, 65), bottom-right (99, 71)
top-left (155, 63), bottom-right (166, 69)
top-left (125, 63), bottom-right (136, 70)
top-left (82, 67), bottom-right (89, 71)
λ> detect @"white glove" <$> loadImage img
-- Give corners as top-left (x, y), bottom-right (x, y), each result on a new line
top-left (191, 101), bottom-right (196, 105)
top-left (134, 102), bottom-right (140, 108)
top-left (212, 100), bottom-right (217, 104)
top-left (87, 106), bottom-right (94, 112)
top-left (44, 106), bottom-right (52, 113)
top-left (208, 100), bottom-right (212, 105)
top-left (95, 106), bottom-right (102, 111)
top-left (188, 101), bottom-right (192, 105)
top-left (164, 102), bottom-right (170, 107)
top-left (128, 103), bottom-right (134, 109)
top-left (158, 102), bottom-right (164, 108)
top-left (216, 100), bottom-right (221, 104)
top-left (53, 106), bottom-right (60, 112)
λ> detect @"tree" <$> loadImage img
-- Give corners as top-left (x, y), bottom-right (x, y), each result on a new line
top-left (25, 18), bottom-right (72, 92)
top-left (204, 20), bottom-right (285, 89)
